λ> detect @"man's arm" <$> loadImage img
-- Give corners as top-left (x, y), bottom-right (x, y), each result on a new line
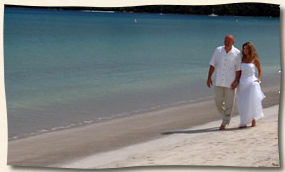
top-left (207, 65), bottom-right (215, 88)
top-left (231, 70), bottom-right (241, 89)
top-left (231, 53), bottom-right (242, 89)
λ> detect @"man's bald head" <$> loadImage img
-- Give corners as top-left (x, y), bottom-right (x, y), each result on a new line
top-left (224, 35), bottom-right (235, 52)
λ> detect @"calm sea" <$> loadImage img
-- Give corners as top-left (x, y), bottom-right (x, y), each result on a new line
top-left (4, 7), bottom-right (280, 140)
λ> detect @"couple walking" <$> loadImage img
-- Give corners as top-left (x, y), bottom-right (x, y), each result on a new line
top-left (207, 35), bottom-right (265, 130)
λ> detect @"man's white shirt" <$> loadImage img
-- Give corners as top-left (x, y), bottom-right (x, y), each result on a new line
top-left (210, 45), bottom-right (241, 88)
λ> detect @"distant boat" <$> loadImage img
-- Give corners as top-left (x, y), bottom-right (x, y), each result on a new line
top-left (209, 13), bottom-right (218, 17)
top-left (134, 18), bottom-right (137, 23)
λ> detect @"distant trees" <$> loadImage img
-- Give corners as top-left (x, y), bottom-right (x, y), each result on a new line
top-left (5, 3), bottom-right (280, 17)
top-left (100, 3), bottom-right (280, 17)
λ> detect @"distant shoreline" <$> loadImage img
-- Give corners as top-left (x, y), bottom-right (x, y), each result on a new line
top-left (4, 3), bottom-right (280, 17)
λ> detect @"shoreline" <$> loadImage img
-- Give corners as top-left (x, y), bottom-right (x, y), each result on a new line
top-left (8, 83), bottom-right (280, 141)
top-left (7, 95), bottom-right (214, 142)
top-left (7, 84), bottom-right (280, 167)
top-left (8, 99), bottom-right (223, 167)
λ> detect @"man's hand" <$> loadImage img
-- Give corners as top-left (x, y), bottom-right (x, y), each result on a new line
top-left (231, 80), bottom-right (239, 90)
top-left (207, 78), bottom-right (213, 88)
top-left (207, 65), bottom-right (215, 88)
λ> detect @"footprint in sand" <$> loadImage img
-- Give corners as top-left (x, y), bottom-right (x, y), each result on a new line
top-left (147, 158), bottom-right (155, 165)
top-left (147, 156), bottom-right (154, 161)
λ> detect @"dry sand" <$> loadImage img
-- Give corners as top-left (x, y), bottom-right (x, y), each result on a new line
top-left (58, 105), bottom-right (280, 169)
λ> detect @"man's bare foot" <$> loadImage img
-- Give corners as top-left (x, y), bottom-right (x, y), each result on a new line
top-left (219, 125), bottom-right (226, 130)
top-left (251, 119), bottom-right (256, 127)
top-left (239, 126), bottom-right (247, 129)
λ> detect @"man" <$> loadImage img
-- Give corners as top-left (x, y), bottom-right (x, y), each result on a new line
top-left (207, 34), bottom-right (241, 130)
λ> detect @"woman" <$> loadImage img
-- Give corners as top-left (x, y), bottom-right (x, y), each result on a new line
top-left (237, 42), bottom-right (265, 128)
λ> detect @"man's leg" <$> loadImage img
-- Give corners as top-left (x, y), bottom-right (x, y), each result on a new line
top-left (215, 86), bottom-right (226, 129)
top-left (223, 87), bottom-right (236, 126)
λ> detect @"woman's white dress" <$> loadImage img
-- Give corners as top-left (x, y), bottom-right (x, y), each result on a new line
top-left (237, 63), bottom-right (265, 126)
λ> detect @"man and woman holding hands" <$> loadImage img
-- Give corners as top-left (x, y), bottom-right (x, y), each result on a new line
top-left (207, 35), bottom-right (265, 130)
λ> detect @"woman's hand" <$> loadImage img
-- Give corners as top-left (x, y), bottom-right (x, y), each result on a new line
top-left (254, 79), bottom-right (261, 83)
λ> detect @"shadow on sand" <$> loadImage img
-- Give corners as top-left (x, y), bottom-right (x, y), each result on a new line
top-left (161, 126), bottom-right (249, 135)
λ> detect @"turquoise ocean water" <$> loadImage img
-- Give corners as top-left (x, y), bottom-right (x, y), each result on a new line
top-left (4, 7), bottom-right (280, 140)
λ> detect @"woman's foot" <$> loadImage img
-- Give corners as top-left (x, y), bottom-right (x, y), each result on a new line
top-left (251, 119), bottom-right (256, 127)
top-left (239, 125), bottom-right (247, 129)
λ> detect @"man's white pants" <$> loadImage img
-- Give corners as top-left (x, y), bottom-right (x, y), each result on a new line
top-left (215, 86), bottom-right (236, 126)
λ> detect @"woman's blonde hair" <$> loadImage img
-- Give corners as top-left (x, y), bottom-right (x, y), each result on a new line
top-left (242, 42), bottom-right (259, 60)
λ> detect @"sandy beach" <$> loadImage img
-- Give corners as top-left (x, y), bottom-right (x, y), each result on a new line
top-left (7, 85), bottom-right (280, 168)
top-left (59, 105), bottom-right (280, 169)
